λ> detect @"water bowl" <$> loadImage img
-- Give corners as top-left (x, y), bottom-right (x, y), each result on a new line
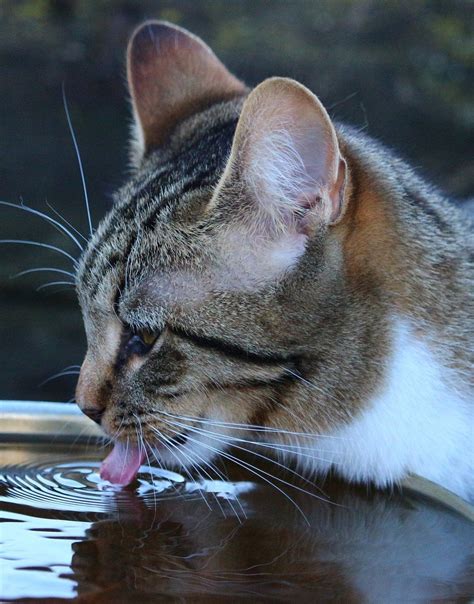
top-left (1, 400), bottom-right (473, 602)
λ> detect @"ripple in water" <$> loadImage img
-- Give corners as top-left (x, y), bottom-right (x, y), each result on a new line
top-left (0, 454), bottom-right (186, 517)
top-left (0, 444), bottom-right (254, 600)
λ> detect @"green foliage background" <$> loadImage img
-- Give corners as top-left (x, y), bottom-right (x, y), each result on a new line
top-left (0, 0), bottom-right (472, 401)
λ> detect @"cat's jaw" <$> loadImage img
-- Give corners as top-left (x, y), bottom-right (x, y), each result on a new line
top-left (148, 420), bottom-right (231, 476)
top-left (99, 419), bottom-right (232, 486)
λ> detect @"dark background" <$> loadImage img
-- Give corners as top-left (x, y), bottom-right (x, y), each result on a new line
top-left (1, 0), bottom-right (472, 402)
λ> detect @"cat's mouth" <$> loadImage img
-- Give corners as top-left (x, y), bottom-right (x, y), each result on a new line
top-left (99, 430), bottom-right (189, 486)
top-left (100, 440), bottom-right (145, 486)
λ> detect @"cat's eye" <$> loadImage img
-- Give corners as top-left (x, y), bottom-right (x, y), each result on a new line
top-left (123, 327), bottom-right (160, 358)
top-left (138, 329), bottom-right (158, 347)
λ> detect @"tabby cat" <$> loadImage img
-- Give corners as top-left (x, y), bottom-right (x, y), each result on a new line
top-left (75, 21), bottom-right (473, 501)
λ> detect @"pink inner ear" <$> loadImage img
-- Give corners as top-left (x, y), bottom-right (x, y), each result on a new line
top-left (295, 192), bottom-right (324, 234)
top-left (297, 191), bottom-right (322, 210)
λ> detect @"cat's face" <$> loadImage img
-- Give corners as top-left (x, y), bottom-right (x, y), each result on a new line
top-left (75, 21), bottom-right (348, 483)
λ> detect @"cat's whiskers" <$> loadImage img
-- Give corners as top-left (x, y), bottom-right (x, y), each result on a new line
top-left (36, 280), bottom-right (76, 291)
top-left (0, 200), bottom-right (84, 252)
top-left (150, 426), bottom-right (244, 521)
top-left (46, 201), bottom-right (89, 245)
top-left (159, 421), bottom-right (237, 519)
top-left (109, 414), bottom-right (126, 443)
top-left (263, 388), bottom-right (352, 462)
top-left (157, 417), bottom-right (330, 505)
top-left (62, 84), bottom-right (93, 237)
top-left (133, 422), bottom-right (161, 530)
top-left (163, 430), bottom-right (233, 519)
top-left (179, 434), bottom-right (247, 521)
top-left (154, 408), bottom-right (336, 455)
top-left (141, 381), bottom-right (336, 448)
top-left (152, 422), bottom-right (313, 525)
top-left (12, 267), bottom-right (76, 281)
top-left (154, 414), bottom-right (333, 500)
top-left (40, 368), bottom-right (80, 388)
top-left (0, 239), bottom-right (78, 268)
top-left (133, 416), bottom-right (159, 522)
top-left (147, 442), bottom-right (183, 501)
top-left (0, 94), bottom-right (94, 307)
top-left (192, 448), bottom-right (247, 521)
top-left (154, 408), bottom-right (343, 440)
top-left (119, 434), bottom-right (131, 482)
top-left (153, 426), bottom-right (214, 513)
top-left (281, 366), bottom-right (342, 406)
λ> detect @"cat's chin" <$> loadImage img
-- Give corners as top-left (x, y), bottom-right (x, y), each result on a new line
top-left (100, 441), bottom-right (145, 486)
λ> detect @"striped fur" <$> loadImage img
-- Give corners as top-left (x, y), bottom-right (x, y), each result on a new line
top-left (75, 22), bottom-right (473, 500)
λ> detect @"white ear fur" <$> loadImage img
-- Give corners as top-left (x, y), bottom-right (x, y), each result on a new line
top-left (212, 78), bottom-right (347, 280)
top-left (236, 78), bottom-right (345, 230)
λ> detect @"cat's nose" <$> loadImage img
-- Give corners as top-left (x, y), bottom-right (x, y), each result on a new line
top-left (76, 356), bottom-right (109, 426)
top-left (81, 406), bottom-right (105, 425)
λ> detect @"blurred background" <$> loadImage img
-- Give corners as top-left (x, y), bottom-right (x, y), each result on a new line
top-left (1, 0), bottom-right (472, 402)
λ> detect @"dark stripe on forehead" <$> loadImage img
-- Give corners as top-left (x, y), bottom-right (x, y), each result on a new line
top-left (106, 118), bottom-right (237, 234)
top-left (140, 169), bottom-right (218, 232)
top-left (79, 117), bottom-right (238, 294)
top-left (128, 119), bottom-right (238, 209)
top-left (80, 162), bottom-right (206, 285)
top-left (85, 175), bottom-right (209, 293)
top-left (84, 173), bottom-right (217, 297)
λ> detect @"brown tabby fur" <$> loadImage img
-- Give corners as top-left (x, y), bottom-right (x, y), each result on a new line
top-left (76, 21), bottom-right (473, 489)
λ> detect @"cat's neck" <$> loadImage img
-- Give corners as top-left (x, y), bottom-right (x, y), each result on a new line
top-left (338, 126), bottom-right (473, 383)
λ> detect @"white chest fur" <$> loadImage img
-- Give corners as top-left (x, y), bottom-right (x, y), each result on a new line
top-left (300, 320), bottom-right (473, 501)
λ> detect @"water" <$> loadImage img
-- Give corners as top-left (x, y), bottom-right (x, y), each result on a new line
top-left (1, 442), bottom-right (473, 602)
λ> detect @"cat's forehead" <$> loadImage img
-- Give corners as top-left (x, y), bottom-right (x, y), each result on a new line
top-left (76, 108), bottom-right (240, 308)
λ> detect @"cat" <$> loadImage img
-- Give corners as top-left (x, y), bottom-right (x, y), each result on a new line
top-left (75, 21), bottom-right (473, 502)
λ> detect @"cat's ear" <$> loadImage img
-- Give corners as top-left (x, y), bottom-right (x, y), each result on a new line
top-left (127, 20), bottom-right (246, 163)
top-left (216, 77), bottom-right (347, 229)
top-left (212, 77), bottom-right (347, 276)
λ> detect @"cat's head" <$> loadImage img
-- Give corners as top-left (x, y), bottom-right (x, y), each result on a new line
top-left (75, 21), bottom-right (349, 484)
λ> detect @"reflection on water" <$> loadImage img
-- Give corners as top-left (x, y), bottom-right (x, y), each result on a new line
top-left (1, 443), bottom-right (473, 602)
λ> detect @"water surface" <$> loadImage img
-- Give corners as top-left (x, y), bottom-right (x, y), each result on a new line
top-left (1, 442), bottom-right (473, 602)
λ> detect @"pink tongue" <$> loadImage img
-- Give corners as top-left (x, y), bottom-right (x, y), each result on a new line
top-left (100, 441), bottom-right (145, 486)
